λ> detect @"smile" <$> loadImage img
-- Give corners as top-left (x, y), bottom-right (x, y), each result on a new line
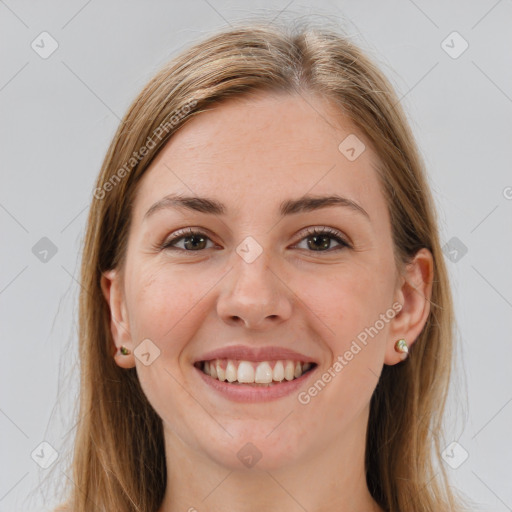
top-left (194, 359), bottom-right (316, 386)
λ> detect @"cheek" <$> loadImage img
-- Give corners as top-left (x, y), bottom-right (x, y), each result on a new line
top-left (299, 260), bottom-right (391, 345)
top-left (125, 264), bottom-right (211, 352)
top-left (124, 265), bottom-right (214, 431)
top-left (295, 267), bottom-right (390, 427)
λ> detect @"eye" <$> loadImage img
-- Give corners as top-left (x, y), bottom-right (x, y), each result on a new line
top-left (161, 228), bottom-right (216, 252)
top-left (160, 226), bottom-right (351, 253)
top-left (293, 226), bottom-right (351, 252)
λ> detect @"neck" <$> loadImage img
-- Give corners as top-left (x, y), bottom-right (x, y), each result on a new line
top-left (156, 405), bottom-right (383, 512)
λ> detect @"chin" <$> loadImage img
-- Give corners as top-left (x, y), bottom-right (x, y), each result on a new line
top-left (200, 424), bottom-right (305, 472)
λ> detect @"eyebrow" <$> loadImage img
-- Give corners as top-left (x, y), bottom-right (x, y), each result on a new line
top-left (143, 193), bottom-right (370, 221)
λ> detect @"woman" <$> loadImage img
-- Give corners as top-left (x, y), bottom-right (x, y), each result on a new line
top-left (54, 20), bottom-right (470, 512)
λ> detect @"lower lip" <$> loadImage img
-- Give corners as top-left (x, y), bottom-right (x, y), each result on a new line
top-left (194, 365), bottom-right (317, 403)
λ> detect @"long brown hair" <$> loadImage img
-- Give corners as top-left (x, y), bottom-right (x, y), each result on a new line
top-left (52, 19), bottom-right (470, 512)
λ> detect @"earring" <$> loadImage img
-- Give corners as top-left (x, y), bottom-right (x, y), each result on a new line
top-left (119, 345), bottom-right (131, 355)
top-left (394, 338), bottom-right (408, 356)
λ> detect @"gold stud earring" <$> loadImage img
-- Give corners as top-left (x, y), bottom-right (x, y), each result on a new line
top-left (394, 338), bottom-right (408, 356)
top-left (119, 345), bottom-right (131, 355)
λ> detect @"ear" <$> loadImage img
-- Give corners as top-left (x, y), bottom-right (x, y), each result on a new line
top-left (100, 268), bottom-right (135, 369)
top-left (384, 248), bottom-right (434, 365)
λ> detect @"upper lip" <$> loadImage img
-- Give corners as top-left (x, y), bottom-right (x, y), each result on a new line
top-left (194, 345), bottom-right (318, 364)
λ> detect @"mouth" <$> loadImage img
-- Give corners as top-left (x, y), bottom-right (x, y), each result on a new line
top-left (193, 359), bottom-right (317, 387)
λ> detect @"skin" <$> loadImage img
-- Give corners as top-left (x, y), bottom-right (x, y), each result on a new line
top-left (101, 91), bottom-right (433, 512)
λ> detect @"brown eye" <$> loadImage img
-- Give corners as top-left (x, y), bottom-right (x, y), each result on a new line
top-left (294, 227), bottom-right (350, 252)
top-left (162, 229), bottom-right (214, 251)
top-left (160, 226), bottom-right (350, 254)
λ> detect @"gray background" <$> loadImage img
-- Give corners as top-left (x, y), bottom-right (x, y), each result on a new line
top-left (1, 1), bottom-right (511, 510)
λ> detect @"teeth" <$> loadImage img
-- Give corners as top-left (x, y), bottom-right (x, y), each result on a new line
top-left (284, 361), bottom-right (295, 381)
top-left (201, 359), bottom-right (314, 384)
top-left (254, 362), bottom-right (273, 383)
top-left (216, 361), bottom-right (226, 381)
top-left (273, 361), bottom-right (284, 382)
top-left (226, 361), bottom-right (237, 382)
top-left (237, 361), bottom-right (255, 383)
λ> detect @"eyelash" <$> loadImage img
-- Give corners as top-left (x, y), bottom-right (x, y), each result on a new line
top-left (159, 226), bottom-right (351, 253)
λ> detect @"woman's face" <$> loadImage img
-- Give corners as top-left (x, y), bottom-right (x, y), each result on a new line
top-left (103, 92), bottom-right (427, 472)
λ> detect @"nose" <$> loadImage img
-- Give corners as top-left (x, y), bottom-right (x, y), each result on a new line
top-left (216, 250), bottom-right (293, 330)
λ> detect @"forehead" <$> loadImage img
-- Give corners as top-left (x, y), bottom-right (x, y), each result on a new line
top-left (132, 92), bottom-right (384, 221)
